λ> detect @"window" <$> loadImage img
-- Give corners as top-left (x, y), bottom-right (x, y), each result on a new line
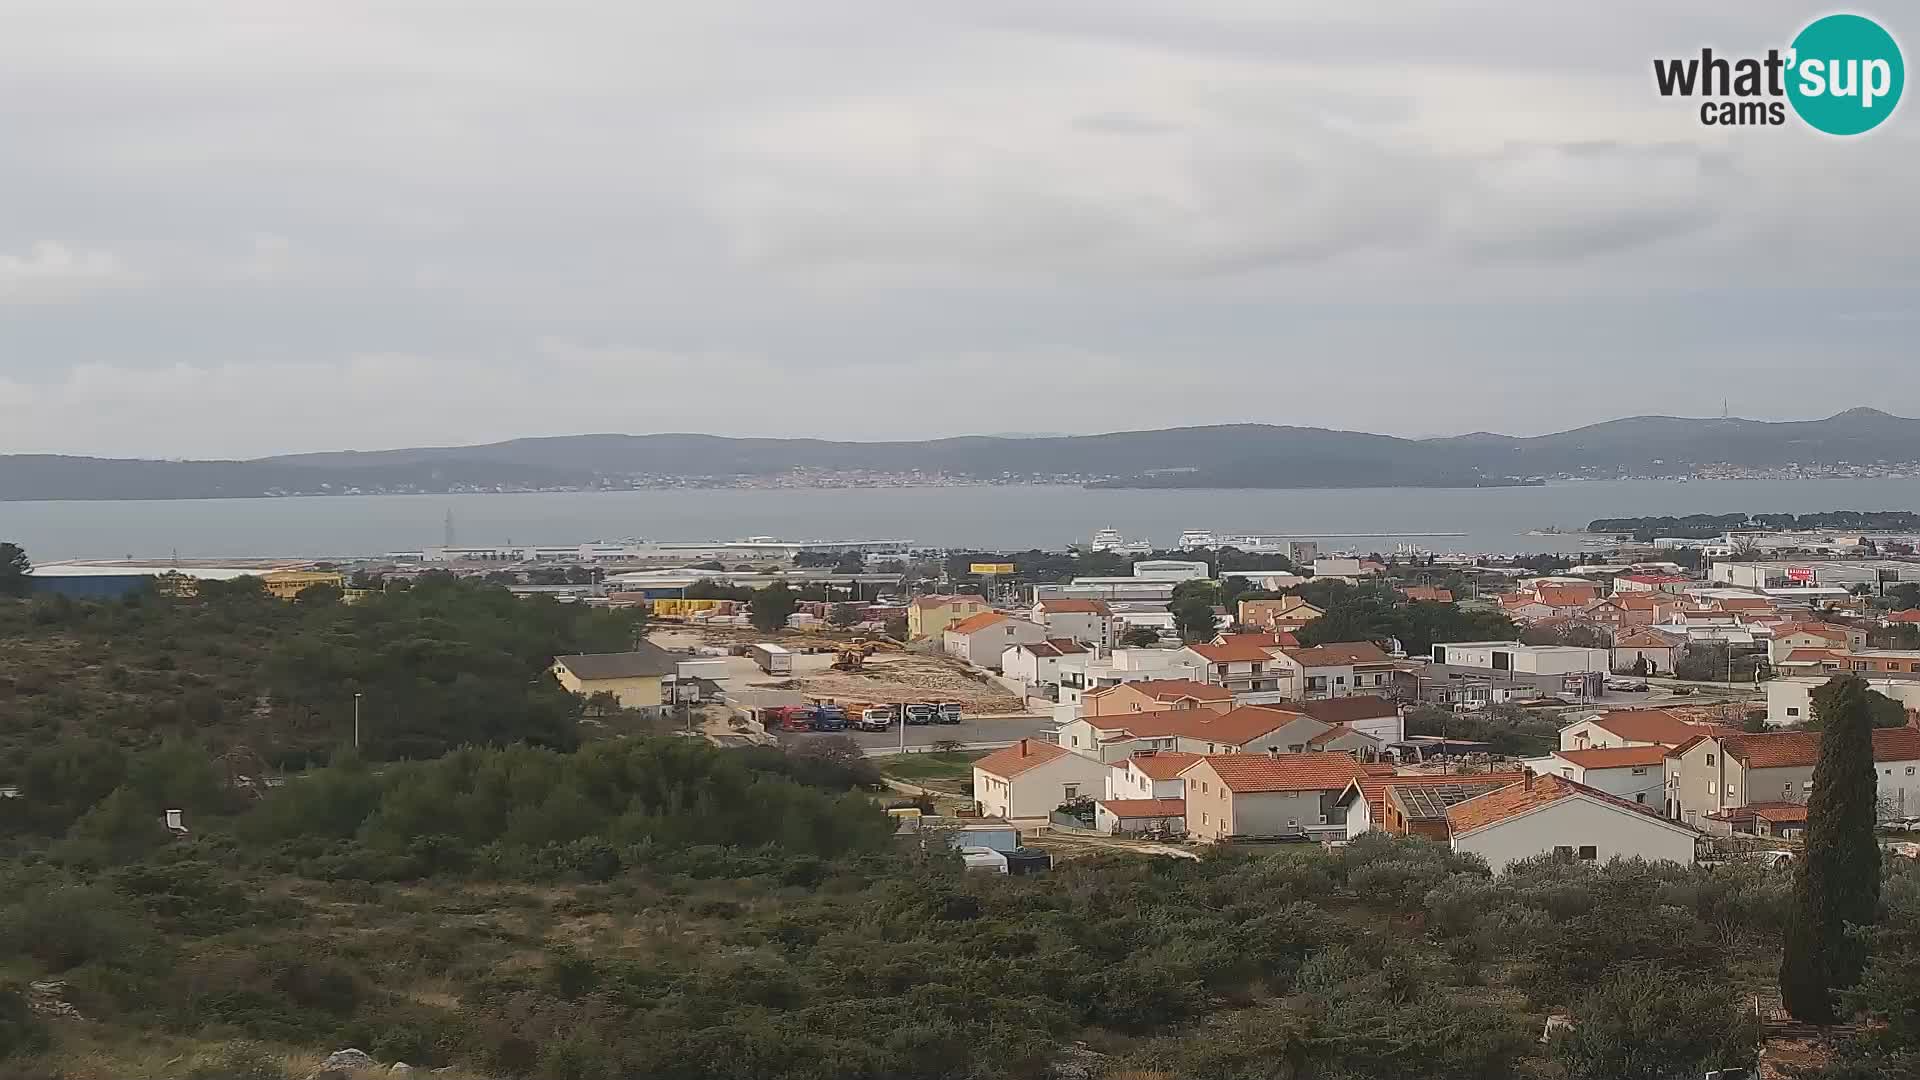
top-left (1287, 819), bottom-right (1298, 829)
top-left (1632, 767), bottom-right (1648, 776)
top-left (1706, 754), bottom-right (1715, 766)
top-left (1201, 782), bottom-right (1209, 794)
top-left (1553, 845), bottom-right (1574, 859)
top-left (1072, 736), bottom-right (1080, 746)
top-left (1708, 781), bottom-right (1717, 795)
top-left (1202, 812), bottom-right (1209, 825)
top-left (1635, 793), bottom-right (1646, 804)
top-left (1578, 845), bottom-right (1598, 861)
top-left (1335, 676), bottom-right (1347, 685)
top-left (1787, 707), bottom-right (1800, 717)
top-left (1063, 785), bottom-right (1078, 799)
top-left (1909, 767), bottom-right (1916, 776)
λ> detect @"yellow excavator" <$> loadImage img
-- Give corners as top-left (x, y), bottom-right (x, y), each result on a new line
top-left (832, 637), bottom-right (898, 672)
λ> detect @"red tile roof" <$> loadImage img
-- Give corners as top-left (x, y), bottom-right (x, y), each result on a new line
top-left (1446, 773), bottom-right (1686, 835)
top-left (1401, 586), bottom-right (1454, 603)
top-left (1553, 745), bottom-right (1671, 769)
top-left (1584, 708), bottom-right (1720, 747)
top-left (1621, 574), bottom-right (1691, 585)
top-left (1888, 610), bottom-right (1920, 624)
top-left (1187, 639), bottom-right (1282, 663)
top-left (1096, 797), bottom-right (1187, 819)
top-left (1613, 630), bottom-right (1681, 648)
top-left (1307, 724), bottom-right (1376, 748)
top-left (1537, 585), bottom-right (1601, 607)
top-left (1774, 622), bottom-right (1848, 638)
top-left (1038, 599), bottom-right (1111, 615)
top-left (1124, 750), bottom-right (1201, 779)
top-left (1747, 803), bottom-right (1809, 823)
top-left (1097, 705), bottom-right (1312, 746)
top-left (973, 739), bottom-right (1074, 779)
top-left (1187, 752), bottom-right (1367, 793)
top-left (1703, 728), bottom-right (1920, 769)
top-left (1089, 678), bottom-right (1233, 703)
top-left (1780, 648), bottom-right (1847, 665)
top-left (1343, 770), bottom-right (1528, 823)
top-left (1284, 642), bottom-right (1392, 667)
top-left (1019, 638), bottom-right (1087, 658)
top-left (946, 611), bottom-right (1009, 635)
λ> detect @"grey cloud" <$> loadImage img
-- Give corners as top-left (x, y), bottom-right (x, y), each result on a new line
top-left (0, 1), bottom-right (1914, 456)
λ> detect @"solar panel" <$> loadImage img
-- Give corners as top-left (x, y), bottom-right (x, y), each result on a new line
top-left (1390, 781), bottom-right (1510, 820)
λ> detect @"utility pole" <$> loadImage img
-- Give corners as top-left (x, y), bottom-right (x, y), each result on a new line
top-left (353, 692), bottom-right (363, 750)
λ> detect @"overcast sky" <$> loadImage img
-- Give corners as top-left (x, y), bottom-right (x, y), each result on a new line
top-left (1, 1), bottom-right (1915, 458)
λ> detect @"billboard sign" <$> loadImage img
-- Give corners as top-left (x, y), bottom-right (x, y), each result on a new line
top-left (970, 562), bottom-right (1015, 575)
top-left (1787, 566), bottom-right (1815, 583)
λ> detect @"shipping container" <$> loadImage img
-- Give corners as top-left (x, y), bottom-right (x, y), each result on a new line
top-left (748, 643), bottom-right (793, 675)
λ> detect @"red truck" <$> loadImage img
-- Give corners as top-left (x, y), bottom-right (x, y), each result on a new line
top-left (767, 705), bottom-right (818, 732)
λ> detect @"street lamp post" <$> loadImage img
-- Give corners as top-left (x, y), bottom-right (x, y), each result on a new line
top-left (353, 692), bottom-right (363, 750)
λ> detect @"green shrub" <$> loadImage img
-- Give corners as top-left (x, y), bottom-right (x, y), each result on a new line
top-left (0, 984), bottom-right (50, 1060)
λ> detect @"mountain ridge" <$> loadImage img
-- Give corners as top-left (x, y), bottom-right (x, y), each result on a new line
top-left (4, 408), bottom-right (1917, 500)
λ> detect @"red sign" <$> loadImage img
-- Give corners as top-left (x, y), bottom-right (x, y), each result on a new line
top-left (1787, 566), bottom-right (1815, 583)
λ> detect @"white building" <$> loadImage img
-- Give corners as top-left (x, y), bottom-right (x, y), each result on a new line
top-left (1130, 559), bottom-right (1211, 583)
top-left (1055, 647), bottom-right (1204, 705)
top-left (1030, 599), bottom-right (1114, 649)
top-left (1445, 774), bottom-right (1700, 872)
top-left (943, 612), bottom-right (1046, 669)
top-left (1000, 639), bottom-right (1088, 689)
top-left (1533, 746), bottom-right (1669, 807)
top-left (1430, 641), bottom-right (1609, 676)
top-left (1104, 750), bottom-right (1200, 801)
top-left (971, 740), bottom-right (1113, 819)
top-left (1312, 557), bottom-right (1364, 578)
top-left (1767, 674), bottom-right (1920, 727)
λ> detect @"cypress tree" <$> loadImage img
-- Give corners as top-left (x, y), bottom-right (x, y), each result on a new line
top-left (1779, 675), bottom-right (1883, 1022)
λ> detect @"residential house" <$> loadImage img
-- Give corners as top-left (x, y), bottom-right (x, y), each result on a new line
top-left (1312, 557), bottom-right (1366, 579)
top-left (260, 569), bottom-right (347, 600)
top-left (1001, 638), bottom-right (1087, 689)
top-left (1841, 649), bottom-right (1920, 676)
top-left (1433, 641), bottom-right (1610, 677)
top-left (1336, 771), bottom-right (1528, 839)
top-left (1766, 673), bottom-right (1920, 727)
top-left (1238, 596), bottom-right (1325, 632)
top-left (551, 643), bottom-right (679, 715)
top-left (1104, 749), bottom-right (1200, 801)
top-left (1537, 745), bottom-right (1669, 806)
top-left (1306, 724), bottom-right (1383, 759)
top-left (1269, 641), bottom-right (1398, 700)
top-left (1558, 708), bottom-right (1732, 752)
top-left (1181, 753), bottom-right (1376, 841)
top-left (1767, 621), bottom-right (1864, 664)
top-left (1055, 648), bottom-right (1205, 705)
top-left (1179, 637), bottom-right (1289, 698)
top-left (1582, 591), bottom-right (1666, 630)
top-left (907, 594), bottom-right (990, 639)
top-left (1400, 585), bottom-right (1454, 603)
top-left (1447, 773), bottom-right (1701, 872)
top-left (943, 612), bottom-right (1046, 669)
top-left (1705, 803), bottom-right (1807, 839)
top-left (971, 739), bottom-right (1113, 819)
top-left (1031, 598), bottom-right (1114, 648)
top-left (1080, 679), bottom-right (1233, 719)
top-left (1296, 695), bottom-right (1405, 743)
top-left (1060, 704), bottom-right (1333, 762)
top-left (1885, 610), bottom-right (1920, 628)
top-left (1665, 727), bottom-right (1920, 825)
top-left (1093, 798), bottom-right (1187, 836)
top-left (1610, 629), bottom-right (1684, 675)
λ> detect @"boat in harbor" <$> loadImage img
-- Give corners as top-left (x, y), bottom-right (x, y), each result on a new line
top-left (1090, 527), bottom-right (1152, 555)
top-left (1176, 529), bottom-right (1220, 549)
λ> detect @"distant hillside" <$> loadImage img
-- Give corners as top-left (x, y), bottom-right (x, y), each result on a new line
top-left (4, 408), bottom-right (1918, 499)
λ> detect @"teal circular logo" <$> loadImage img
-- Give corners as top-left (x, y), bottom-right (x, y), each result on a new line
top-left (1787, 14), bottom-right (1904, 135)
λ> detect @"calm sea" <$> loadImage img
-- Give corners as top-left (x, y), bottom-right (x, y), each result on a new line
top-left (6, 479), bottom-right (1920, 561)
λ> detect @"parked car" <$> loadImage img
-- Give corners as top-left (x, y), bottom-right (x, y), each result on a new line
top-left (937, 702), bottom-right (964, 724)
top-left (1605, 678), bottom-right (1649, 692)
top-left (904, 703), bottom-right (937, 725)
top-left (857, 706), bottom-right (895, 731)
top-left (1670, 686), bottom-right (1695, 696)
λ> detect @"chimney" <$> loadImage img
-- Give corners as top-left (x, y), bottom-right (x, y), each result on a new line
top-left (1267, 746), bottom-right (1281, 759)
top-left (1522, 767), bottom-right (1535, 790)
top-left (1018, 739), bottom-right (1030, 757)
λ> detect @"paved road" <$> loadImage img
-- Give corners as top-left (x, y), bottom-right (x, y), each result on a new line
top-left (779, 714), bottom-right (1052, 754)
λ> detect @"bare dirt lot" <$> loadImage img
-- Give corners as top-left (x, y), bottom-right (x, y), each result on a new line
top-left (648, 628), bottom-right (1022, 712)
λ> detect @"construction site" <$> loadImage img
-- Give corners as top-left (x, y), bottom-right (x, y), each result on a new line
top-left (647, 625), bottom-right (1025, 714)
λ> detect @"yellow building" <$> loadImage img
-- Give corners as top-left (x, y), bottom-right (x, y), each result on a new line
top-left (551, 643), bottom-right (679, 715)
top-left (906, 593), bottom-right (990, 639)
top-left (260, 570), bottom-right (347, 601)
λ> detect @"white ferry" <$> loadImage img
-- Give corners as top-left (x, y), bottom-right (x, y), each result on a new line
top-left (1176, 529), bottom-right (1220, 550)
